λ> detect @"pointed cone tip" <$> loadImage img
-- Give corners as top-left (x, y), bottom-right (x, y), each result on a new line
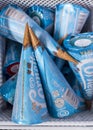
top-left (55, 48), bottom-right (78, 64)
top-left (28, 26), bottom-right (40, 49)
top-left (23, 23), bottom-right (31, 48)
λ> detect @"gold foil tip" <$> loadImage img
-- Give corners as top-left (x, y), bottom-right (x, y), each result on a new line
top-left (55, 48), bottom-right (78, 64)
top-left (23, 23), bottom-right (31, 48)
top-left (28, 26), bottom-right (40, 49)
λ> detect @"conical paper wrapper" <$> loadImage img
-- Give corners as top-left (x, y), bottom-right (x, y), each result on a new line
top-left (29, 27), bottom-right (85, 118)
top-left (63, 33), bottom-right (93, 110)
top-left (12, 23), bottom-right (49, 125)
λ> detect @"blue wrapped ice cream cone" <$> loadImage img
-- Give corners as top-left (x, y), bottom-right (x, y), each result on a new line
top-left (0, 74), bottom-right (17, 104)
top-left (0, 4), bottom-right (77, 64)
top-left (63, 33), bottom-right (93, 109)
top-left (29, 27), bottom-right (85, 118)
top-left (54, 3), bottom-right (89, 41)
top-left (54, 3), bottom-right (89, 70)
top-left (3, 40), bottom-right (22, 77)
top-left (26, 5), bottom-right (54, 35)
top-left (12, 23), bottom-right (49, 125)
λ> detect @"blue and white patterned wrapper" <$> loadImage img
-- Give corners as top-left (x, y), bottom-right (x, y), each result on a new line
top-left (0, 36), bottom-right (6, 109)
top-left (54, 3), bottom-right (89, 41)
top-left (0, 74), bottom-right (17, 105)
top-left (54, 3), bottom-right (89, 70)
top-left (26, 5), bottom-right (54, 35)
top-left (33, 44), bottom-right (85, 118)
top-left (0, 4), bottom-right (61, 58)
top-left (12, 45), bottom-right (49, 124)
top-left (63, 32), bottom-right (93, 101)
top-left (3, 40), bottom-right (22, 77)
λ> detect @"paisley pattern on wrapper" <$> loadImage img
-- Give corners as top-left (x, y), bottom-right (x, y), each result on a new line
top-left (26, 5), bottom-right (54, 35)
top-left (29, 27), bottom-right (85, 118)
top-left (63, 33), bottom-right (93, 108)
top-left (0, 74), bottom-right (17, 104)
top-left (12, 24), bottom-right (49, 125)
top-left (3, 40), bottom-right (22, 76)
top-left (54, 3), bottom-right (89, 71)
top-left (0, 4), bottom-right (78, 64)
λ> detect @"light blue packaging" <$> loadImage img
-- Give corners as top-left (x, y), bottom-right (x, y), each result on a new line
top-left (0, 74), bottom-right (17, 105)
top-left (30, 28), bottom-right (85, 118)
top-left (63, 32), bottom-right (93, 101)
top-left (3, 40), bottom-right (22, 76)
top-left (0, 4), bottom-right (62, 59)
top-left (12, 24), bottom-right (49, 125)
top-left (26, 5), bottom-right (54, 35)
top-left (54, 3), bottom-right (89, 41)
top-left (54, 3), bottom-right (89, 70)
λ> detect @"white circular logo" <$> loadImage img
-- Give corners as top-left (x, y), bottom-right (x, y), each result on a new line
top-left (54, 98), bottom-right (64, 108)
top-left (75, 39), bottom-right (92, 47)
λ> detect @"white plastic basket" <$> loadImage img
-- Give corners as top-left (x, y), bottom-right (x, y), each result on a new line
top-left (0, 0), bottom-right (93, 129)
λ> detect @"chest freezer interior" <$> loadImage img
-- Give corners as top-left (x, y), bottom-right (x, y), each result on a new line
top-left (0, 0), bottom-right (93, 128)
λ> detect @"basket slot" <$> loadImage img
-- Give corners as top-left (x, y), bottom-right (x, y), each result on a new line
top-left (0, 0), bottom-right (92, 10)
